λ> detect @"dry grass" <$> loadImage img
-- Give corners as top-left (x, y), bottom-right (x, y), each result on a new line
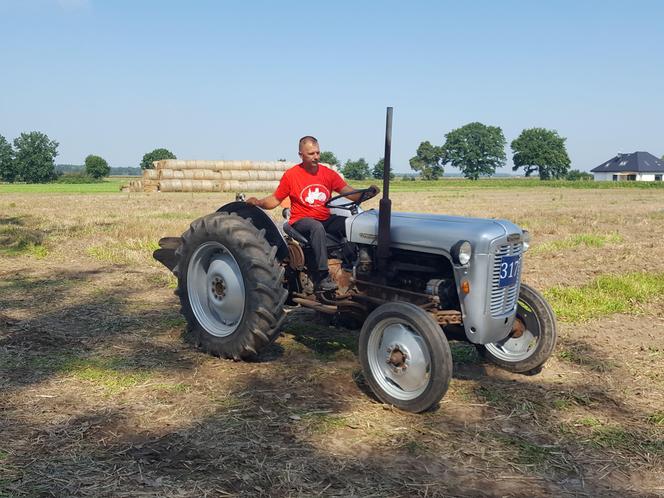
top-left (1, 187), bottom-right (663, 496)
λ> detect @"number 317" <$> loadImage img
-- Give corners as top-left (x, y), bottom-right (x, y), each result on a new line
top-left (500, 259), bottom-right (520, 279)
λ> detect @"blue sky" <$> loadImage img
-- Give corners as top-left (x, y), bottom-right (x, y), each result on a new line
top-left (1, 0), bottom-right (662, 172)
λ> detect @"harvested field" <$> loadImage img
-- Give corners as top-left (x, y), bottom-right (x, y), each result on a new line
top-left (1, 186), bottom-right (663, 497)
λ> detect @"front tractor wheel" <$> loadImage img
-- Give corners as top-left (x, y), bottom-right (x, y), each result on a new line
top-left (478, 283), bottom-right (557, 373)
top-left (359, 302), bottom-right (453, 413)
top-left (175, 212), bottom-right (287, 359)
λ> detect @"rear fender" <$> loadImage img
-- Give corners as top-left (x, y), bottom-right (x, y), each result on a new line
top-left (153, 203), bottom-right (288, 273)
top-left (216, 202), bottom-right (289, 261)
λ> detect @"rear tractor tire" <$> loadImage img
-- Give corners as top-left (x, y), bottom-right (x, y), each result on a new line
top-left (175, 212), bottom-right (288, 360)
top-left (477, 283), bottom-right (557, 374)
top-left (359, 302), bottom-right (453, 413)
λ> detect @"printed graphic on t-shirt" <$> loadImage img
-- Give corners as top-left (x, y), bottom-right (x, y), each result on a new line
top-left (300, 184), bottom-right (330, 206)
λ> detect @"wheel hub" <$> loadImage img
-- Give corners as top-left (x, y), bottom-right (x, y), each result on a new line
top-left (211, 276), bottom-right (226, 300)
top-left (511, 317), bottom-right (525, 338)
top-left (386, 344), bottom-right (408, 373)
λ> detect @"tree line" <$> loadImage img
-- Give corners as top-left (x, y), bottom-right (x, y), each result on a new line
top-left (1, 126), bottom-right (597, 184)
top-left (410, 123), bottom-right (574, 180)
top-left (317, 124), bottom-right (590, 181)
top-left (0, 130), bottom-right (178, 183)
top-left (318, 151), bottom-right (394, 181)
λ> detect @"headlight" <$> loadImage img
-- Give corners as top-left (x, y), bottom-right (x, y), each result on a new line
top-left (451, 240), bottom-right (472, 265)
top-left (522, 230), bottom-right (531, 252)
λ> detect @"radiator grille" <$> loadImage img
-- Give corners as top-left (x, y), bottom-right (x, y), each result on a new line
top-left (489, 241), bottom-right (522, 317)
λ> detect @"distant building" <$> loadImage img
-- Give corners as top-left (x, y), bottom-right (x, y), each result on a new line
top-left (591, 152), bottom-right (664, 181)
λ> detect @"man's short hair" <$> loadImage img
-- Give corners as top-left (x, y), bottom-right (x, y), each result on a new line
top-left (298, 136), bottom-right (319, 151)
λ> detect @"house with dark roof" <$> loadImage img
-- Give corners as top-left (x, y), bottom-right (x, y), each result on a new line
top-left (591, 152), bottom-right (664, 181)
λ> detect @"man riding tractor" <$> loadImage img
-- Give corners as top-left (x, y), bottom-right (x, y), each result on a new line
top-left (246, 135), bottom-right (379, 292)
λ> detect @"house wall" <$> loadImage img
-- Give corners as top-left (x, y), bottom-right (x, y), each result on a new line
top-left (593, 172), bottom-right (663, 182)
top-left (593, 172), bottom-right (613, 181)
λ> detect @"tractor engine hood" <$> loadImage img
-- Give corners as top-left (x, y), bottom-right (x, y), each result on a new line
top-left (347, 210), bottom-right (521, 256)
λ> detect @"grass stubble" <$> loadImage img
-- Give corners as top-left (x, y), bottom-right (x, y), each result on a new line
top-left (0, 185), bottom-right (663, 496)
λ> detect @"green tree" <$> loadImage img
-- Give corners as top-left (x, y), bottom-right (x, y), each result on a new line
top-left (0, 134), bottom-right (16, 182)
top-left (443, 122), bottom-right (506, 180)
top-left (141, 148), bottom-right (176, 169)
top-left (13, 131), bottom-right (59, 183)
top-left (85, 154), bottom-right (110, 179)
top-left (342, 158), bottom-right (370, 180)
top-left (319, 151), bottom-right (339, 167)
top-left (409, 141), bottom-right (444, 180)
top-left (371, 157), bottom-right (394, 180)
top-left (565, 169), bottom-right (593, 181)
top-left (511, 128), bottom-right (571, 180)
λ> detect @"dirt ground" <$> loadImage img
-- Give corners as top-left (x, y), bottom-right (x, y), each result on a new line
top-left (1, 187), bottom-right (663, 497)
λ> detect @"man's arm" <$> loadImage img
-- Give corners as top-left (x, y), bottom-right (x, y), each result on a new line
top-left (246, 194), bottom-right (281, 210)
top-left (337, 184), bottom-right (380, 202)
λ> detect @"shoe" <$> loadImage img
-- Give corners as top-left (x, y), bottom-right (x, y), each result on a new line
top-left (316, 275), bottom-right (338, 292)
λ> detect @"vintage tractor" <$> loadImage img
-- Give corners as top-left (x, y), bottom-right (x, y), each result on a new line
top-left (153, 108), bottom-right (557, 413)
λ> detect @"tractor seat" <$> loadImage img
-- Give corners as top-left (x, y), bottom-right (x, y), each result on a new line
top-left (283, 221), bottom-right (344, 248)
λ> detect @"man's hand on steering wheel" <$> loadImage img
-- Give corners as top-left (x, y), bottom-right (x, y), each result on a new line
top-left (366, 184), bottom-right (380, 200)
top-left (324, 185), bottom-right (381, 209)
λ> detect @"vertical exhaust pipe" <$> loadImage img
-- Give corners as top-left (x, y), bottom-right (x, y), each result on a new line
top-left (377, 107), bottom-right (392, 272)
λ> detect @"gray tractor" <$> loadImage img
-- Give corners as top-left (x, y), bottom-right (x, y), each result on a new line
top-left (153, 109), bottom-right (557, 413)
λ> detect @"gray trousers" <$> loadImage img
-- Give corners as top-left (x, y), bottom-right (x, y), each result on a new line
top-left (291, 215), bottom-right (346, 272)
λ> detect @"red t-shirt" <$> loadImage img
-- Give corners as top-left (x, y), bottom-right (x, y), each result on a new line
top-left (274, 163), bottom-right (347, 224)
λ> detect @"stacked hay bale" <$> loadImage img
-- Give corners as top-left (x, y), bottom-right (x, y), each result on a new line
top-left (123, 160), bottom-right (343, 193)
top-left (124, 179), bottom-right (143, 192)
top-left (142, 169), bottom-right (160, 192)
top-left (153, 160), bottom-right (291, 193)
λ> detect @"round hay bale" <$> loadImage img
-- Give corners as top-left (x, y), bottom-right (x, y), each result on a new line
top-left (204, 161), bottom-right (226, 171)
top-left (263, 170), bottom-right (275, 179)
top-left (144, 169), bottom-right (159, 180)
top-left (126, 179), bottom-right (144, 192)
top-left (221, 180), bottom-right (280, 192)
top-left (193, 169), bottom-right (219, 180)
top-left (232, 170), bottom-right (251, 181)
top-left (159, 169), bottom-right (175, 179)
top-left (194, 180), bottom-right (216, 192)
top-left (159, 179), bottom-right (182, 192)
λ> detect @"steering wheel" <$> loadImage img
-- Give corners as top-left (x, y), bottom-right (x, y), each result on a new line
top-left (324, 187), bottom-right (377, 210)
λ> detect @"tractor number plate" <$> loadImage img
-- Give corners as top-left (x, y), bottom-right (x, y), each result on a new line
top-left (498, 255), bottom-right (520, 288)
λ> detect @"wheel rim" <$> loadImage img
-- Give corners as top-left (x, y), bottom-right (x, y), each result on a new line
top-left (485, 298), bottom-right (539, 362)
top-left (366, 318), bottom-right (432, 401)
top-left (187, 241), bottom-right (245, 337)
